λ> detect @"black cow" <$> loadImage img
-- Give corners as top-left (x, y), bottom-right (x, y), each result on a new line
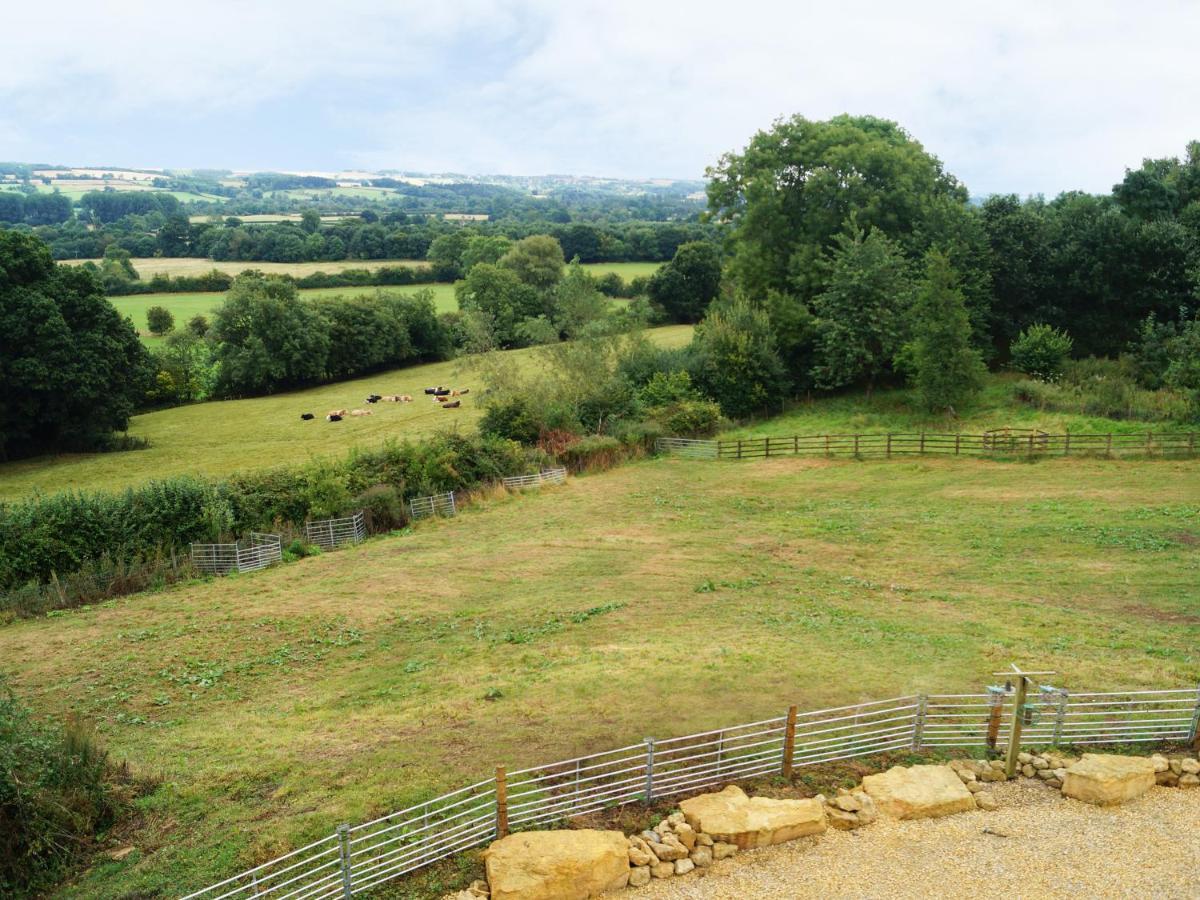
top-left (423, 388), bottom-right (436, 395)
top-left (434, 389), bottom-right (451, 396)
top-left (441, 400), bottom-right (461, 409)
top-left (366, 394), bottom-right (382, 403)
top-left (301, 413), bottom-right (315, 420)
top-left (327, 414), bottom-right (343, 422)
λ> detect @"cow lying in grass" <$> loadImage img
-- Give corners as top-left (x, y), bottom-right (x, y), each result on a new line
top-left (350, 409), bottom-right (373, 417)
top-left (300, 413), bottom-right (315, 420)
top-left (441, 400), bottom-right (461, 409)
top-left (328, 408), bottom-right (348, 418)
top-left (326, 414), bottom-right (343, 422)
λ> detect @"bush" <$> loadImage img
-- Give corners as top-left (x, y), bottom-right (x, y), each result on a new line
top-left (653, 399), bottom-right (723, 436)
top-left (1, 681), bottom-right (117, 896)
top-left (145, 305), bottom-right (174, 336)
top-left (354, 484), bottom-right (407, 532)
top-left (1010, 324), bottom-right (1073, 382)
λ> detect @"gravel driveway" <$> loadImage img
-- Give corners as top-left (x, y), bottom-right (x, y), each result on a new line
top-left (637, 782), bottom-right (1199, 899)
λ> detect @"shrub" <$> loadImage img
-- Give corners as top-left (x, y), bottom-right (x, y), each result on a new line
top-left (1010, 324), bottom-right (1073, 382)
top-left (355, 484), bottom-right (406, 532)
top-left (558, 435), bottom-right (624, 471)
top-left (1, 681), bottom-right (117, 896)
top-left (654, 399), bottom-right (723, 436)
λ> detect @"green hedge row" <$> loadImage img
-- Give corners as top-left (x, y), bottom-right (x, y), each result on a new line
top-left (0, 433), bottom-right (535, 594)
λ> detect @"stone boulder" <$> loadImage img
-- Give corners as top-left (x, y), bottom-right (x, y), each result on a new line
top-left (678, 785), bottom-right (826, 849)
top-left (1062, 754), bottom-right (1156, 806)
top-left (860, 765), bottom-right (976, 820)
top-left (483, 830), bottom-right (630, 900)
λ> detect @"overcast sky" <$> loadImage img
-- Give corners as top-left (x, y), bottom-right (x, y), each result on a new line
top-left (2, 0), bottom-right (1197, 196)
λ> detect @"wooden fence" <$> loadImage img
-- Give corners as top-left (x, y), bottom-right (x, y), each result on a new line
top-left (179, 682), bottom-right (1199, 899)
top-left (658, 431), bottom-right (1199, 461)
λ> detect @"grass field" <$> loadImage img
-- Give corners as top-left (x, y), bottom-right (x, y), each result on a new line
top-left (723, 377), bottom-right (1200, 438)
top-left (0, 325), bottom-right (693, 500)
top-left (114, 284), bottom-right (460, 340)
top-left (102, 261), bottom-right (662, 339)
top-left (1, 453), bottom-right (1196, 897)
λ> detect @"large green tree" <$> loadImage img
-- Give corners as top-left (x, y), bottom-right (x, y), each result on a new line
top-left (499, 235), bottom-right (565, 291)
top-left (689, 298), bottom-right (789, 417)
top-left (455, 263), bottom-right (542, 347)
top-left (810, 226), bottom-right (913, 391)
top-left (904, 251), bottom-right (986, 413)
top-left (646, 241), bottom-right (722, 323)
top-left (707, 114), bottom-right (968, 304)
top-left (0, 231), bottom-right (153, 459)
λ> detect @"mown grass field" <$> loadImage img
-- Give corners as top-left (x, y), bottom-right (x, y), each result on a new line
top-left (1, 453), bottom-right (1196, 897)
top-left (0, 325), bottom-right (693, 500)
top-left (723, 376), bottom-right (1200, 438)
top-left (114, 284), bottom-right (460, 341)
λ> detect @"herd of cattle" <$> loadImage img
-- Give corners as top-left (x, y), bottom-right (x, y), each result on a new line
top-left (301, 386), bottom-right (470, 422)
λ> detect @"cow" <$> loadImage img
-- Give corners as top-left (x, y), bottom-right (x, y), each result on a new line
top-left (350, 408), bottom-right (373, 416)
top-left (399, 394), bottom-right (413, 402)
top-left (326, 414), bottom-right (343, 422)
top-left (366, 394), bottom-right (382, 403)
top-left (450, 388), bottom-right (470, 397)
top-left (434, 388), bottom-right (451, 396)
top-left (328, 408), bottom-right (348, 417)
top-left (423, 388), bottom-right (436, 395)
top-left (441, 400), bottom-right (461, 409)
top-left (301, 413), bottom-right (315, 420)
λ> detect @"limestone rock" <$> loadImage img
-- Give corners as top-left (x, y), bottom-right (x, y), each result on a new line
top-left (484, 830), bottom-right (630, 900)
top-left (689, 847), bottom-right (713, 868)
top-left (853, 791), bottom-right (878, 825)
top-left (966, 781), bottom-right (984, 793)
top-left (1150, 755), bottom-right (1170, 773)
top-left (650, 862), bottom-right (674, 879)
top-left (1032, 757), bottom-right (1050, 770)
top-left (861, 765), bottom-right (977, 820)
top-left (467, 880), bottom-right (489, 898)
top-left (826, 808), bottom-right (859, 830)
top-left (695, 833), bottom-right (714, 847)
top-left (1017, 752), bottom-right (1033, 764)
top-left (674, 823), bottom-right (697, 850)
top-left (1169, 759), bottom-right (1183, 776)
top-left (1157, 771), bottom-right (1180, 787)
top-left (1045, 777), bottom-right (1062, 789)
top-left (628, 847), bottom-right (654, 867)
top-left (1061, 754), bottom-right (1156, 806)
top-left (834, 794), bottom-right (861, 812)
top-left (1021, 764), bottom-right (1036, 778)
top-left (628, 866), bottom-right (651, 888)
top-left (674, 859), bottom-right (695, 876)
top-left (712, 842), bottom-right (738, 860)
top-left (679, 785), bottom-right (826, 849)
top-left (1181, 758), bottom-right (1200, 775)
top-left (651, 838), bottom-right (687, 862)
top-left (974, 791), bottom-right (998, 811)
top-left (667, 812), bottom-right (685, 826)
top-left (1180, 773), bottom-right (1200, 788)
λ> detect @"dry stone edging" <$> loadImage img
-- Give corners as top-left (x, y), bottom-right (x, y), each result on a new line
top-left (461, 749), bottom-right (1200, 898)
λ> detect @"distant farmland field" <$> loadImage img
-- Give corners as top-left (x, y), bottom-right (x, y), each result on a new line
top-left (101, 261), bottom-right (661, 339)
top-left (0, 324), bottom-right (693, 499)
top-left (63, 257), bottom-right (430, 278)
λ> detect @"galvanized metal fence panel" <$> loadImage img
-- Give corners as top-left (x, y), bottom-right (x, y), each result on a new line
top-left (409, 491), bottom-right (456, 520)
top-left (190, 533), bottom-right (282, 576)
top-left (179, 684), bottom-right (1199, 899)
top-left (654, 437), bottom-right (719, 459)
top-left (305, 512), bottom-right (366, 551)
top-left (501, 467), bottom-right (568, 490)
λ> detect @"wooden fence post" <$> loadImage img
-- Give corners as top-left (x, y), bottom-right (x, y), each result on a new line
top-left (1004, 676), bottom-right (1030, 778)
top-left (1146, 431), bottom-right (1153, 457)
top-left (1191, 433), bottom-right (1196, 457)
top-left (1064, 433), bottom-right (1071, 456)
top-left (495, 766), bottom-right (508, 838)
top-left (736, 440), bottom-right (743, 460)
top-left (955, 434), bottom-right (961, 455)
top-left (825, 434), bottom-right (831, 458)
top-left (1106, 433), bottom-right (1113, 457)
top-left (886, 433), bottom-right (892, 458)
top-left (782, 705), bottom-right (798, 779)
top-left (854, 434), bottom-right (860, 457)
top-left (919, 432), bottom-right (925, 455)
top-left (793, 435), bottom-right (798, 455)
top-left (985, 686), bottom-right (1004, 751)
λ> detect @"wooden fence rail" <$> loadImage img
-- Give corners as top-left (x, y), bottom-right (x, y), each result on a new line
top-left (655, 431), bottom-right (1198, 461)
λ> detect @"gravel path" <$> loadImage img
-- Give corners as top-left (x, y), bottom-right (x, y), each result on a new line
top-left (637, 782), bottom-right (1199, 899)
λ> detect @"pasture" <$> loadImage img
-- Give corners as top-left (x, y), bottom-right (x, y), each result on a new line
top-left (102, 260), bottom-right (662, 340)
top-left (63, 257), bottom-right (430, 279)
top-left (1, 453), bottom-right (1196, 897)
top-left (0, 325), bottom-right (693, 500)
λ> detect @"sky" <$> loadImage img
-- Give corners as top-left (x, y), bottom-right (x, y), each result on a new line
top-left (2, 0), bottom-right (1198, 197)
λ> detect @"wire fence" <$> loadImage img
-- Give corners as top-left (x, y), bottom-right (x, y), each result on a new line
top-left (190, 533), bottom-right (282, 576)
top-left (304, 511), bottom-right (366, 551)
top-left (501, 467), bottom-right (568, 490)
top-left (656, 431), bottom-right (1200, 461)
top-left (179, 682), bottom-right (1199, 899)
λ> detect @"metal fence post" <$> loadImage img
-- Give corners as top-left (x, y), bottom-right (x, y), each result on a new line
top-left (912, 694), bottom-right (928, 750)
top-left (1043, 686), bottom-right (1068, 746)
top-left (495, 766), bottom-right (508, 838)
top-left (1189, 685), bottom-right (1200, 751)
top-left (336, 824), bottom-right (353, 898)
top-left (782, 706), bottom-right (798, 778)
top-left (644, 738), bottom-right (655, 803)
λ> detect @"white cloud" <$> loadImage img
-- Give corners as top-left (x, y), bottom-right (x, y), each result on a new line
top-left (3, 0), bottom-right (1198, 194)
